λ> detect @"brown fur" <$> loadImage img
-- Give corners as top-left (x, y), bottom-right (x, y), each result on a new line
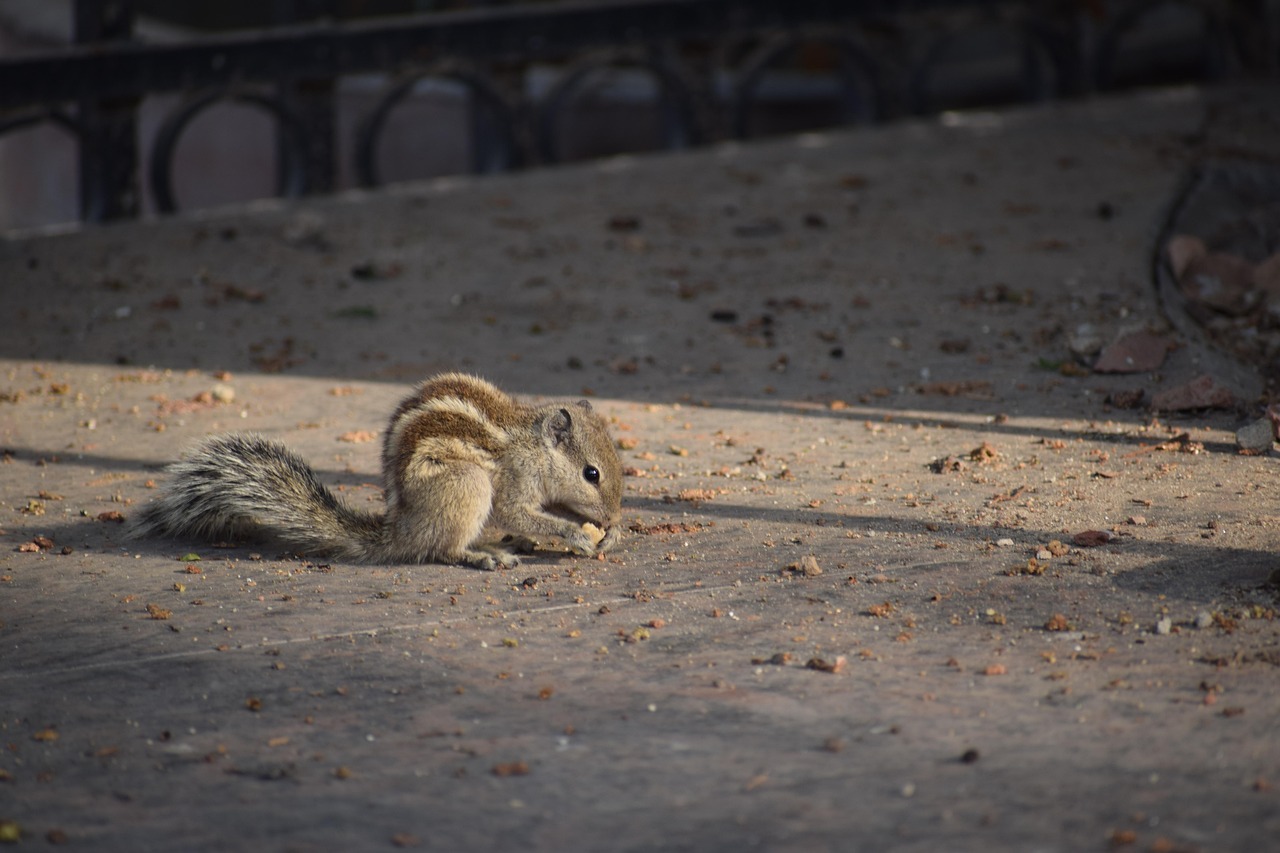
top-left (133, 373), bottom-right (623, 570)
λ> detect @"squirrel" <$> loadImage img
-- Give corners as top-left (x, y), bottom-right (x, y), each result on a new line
top-left (131, 372), bottom-right (623, 569)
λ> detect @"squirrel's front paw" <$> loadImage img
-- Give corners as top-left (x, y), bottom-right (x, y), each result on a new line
top-left (596, 524), bottom-right (621, 554)
top-left (568, 523), bottom-right (611, 557)
top-left (566, 527), bottom-right (597, 556)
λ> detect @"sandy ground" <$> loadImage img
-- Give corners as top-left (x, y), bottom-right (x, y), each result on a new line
top-left (2, 84), bottom-right (1279, 851)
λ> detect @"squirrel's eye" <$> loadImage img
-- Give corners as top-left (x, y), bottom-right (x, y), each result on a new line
top-left (583, 465), bottom-right (601, 485)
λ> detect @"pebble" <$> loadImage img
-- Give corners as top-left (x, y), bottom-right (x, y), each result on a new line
top-left (1178, 251), bottom-right (1258, 315)
top-left (282, 211), bottom-right (327, 246)
top-left (1236, 417), bottom-right (1274, 453)
top-left (1155, 617), bottom-right (1173, 635)
top-left (1093, 330), bottom-right (1171, 374)
top-left (1166, 234), bottom-right (1206, 278)
top-left (1150, 374), bottom-right (1236, 411)
top-left (1195, 611), bottom-right (1214, 630)
top-left (996, 538), bottom-right (1014, 547)
top-left (783, 555), bottom-right (823, 577)
top-left (1068, 323), bottom-right (1103, 358)
top-left (1036, 549), bottom-right (1053, 560)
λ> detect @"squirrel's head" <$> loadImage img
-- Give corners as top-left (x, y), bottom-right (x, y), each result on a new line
top-left (539, 401), bottom-right (623, 530)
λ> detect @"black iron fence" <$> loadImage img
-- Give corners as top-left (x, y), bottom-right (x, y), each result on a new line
top-left (0, 0), bottom-right (1275, 226)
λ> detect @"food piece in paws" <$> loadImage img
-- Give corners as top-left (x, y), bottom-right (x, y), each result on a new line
top-left (581, 522), bottom-right (607, 547)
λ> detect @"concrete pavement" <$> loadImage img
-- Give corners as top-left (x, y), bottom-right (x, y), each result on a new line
top-left (2, 83), bottom-right (1279, 851)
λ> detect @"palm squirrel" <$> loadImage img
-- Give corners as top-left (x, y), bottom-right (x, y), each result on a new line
top-left (131, 373), bottom-right (623, 569)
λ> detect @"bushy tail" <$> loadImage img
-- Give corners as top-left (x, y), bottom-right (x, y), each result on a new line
top-left (132, 434), bottom-right (385, 560)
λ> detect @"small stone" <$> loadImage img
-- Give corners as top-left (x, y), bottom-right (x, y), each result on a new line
top-left (211, 384), bottom-right (235, 404)
top-left (1155, 617), bottom-right (1173, 635)
top-left (1044, 613), bottom-right (1072, 632)
top-left (1256, 251), bottom-right (1280, 296)
top-left (1035, 549), bottom-right (1053, 560)
top-left (1178, 251), bottom-right (1258, 317)
top-left (783, 555), bottom-right (823, 577)
top-left (1068, 323), bottom-right (1103, 358)
top-left (282, 211), bottom-right (328, 248)
top-left (995, 538), bottom-right (1014, 547)
top-left (1093, 330), bottom-right (1171, 374)
top-left (1151, 374), bottom-right (1236, 412)
top-left (607, 214), bottom-right (641, 232)
top-left (1105, 388), bottom-right (1146, 409)
top-left (1195, 611), bottom-right (1214, 630)
top-left (1072, 530), bottom-right (1113, 547)
top-left (1236, 417), bottom-right (1274, 453)
top-left (805, 655), bottom-right (846, 673)
top-left (1127, 515), bottom-right (1146, 526)
top-left (1165, 234), bottom-right (1207, 279)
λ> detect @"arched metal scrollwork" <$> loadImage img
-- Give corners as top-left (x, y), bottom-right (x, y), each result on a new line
top-left (908, 20), bottom-right (1063, 115)
top-left (148, 89), bottom-right (313, 214)
top-left (0, 108), bottom-right (83, 140)
top-left (730, 31), bottom-right (883, 139)
top-left (2, 0), bottom-right (1272, 227)
top-left (355, 62), bottom-right (524, 188)
top-left (534, 47), bottom-right (706, 164)
top-left (1094, 0), bottom-right (1239, 90)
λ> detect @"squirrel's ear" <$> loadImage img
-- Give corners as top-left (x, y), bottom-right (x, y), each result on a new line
top-left (575, 399), bottom-right (593, 411)
top-left (546, 408), bottom-right (573, 446)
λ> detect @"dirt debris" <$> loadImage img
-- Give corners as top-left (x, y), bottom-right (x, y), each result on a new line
top-left (1, 87), bottom-right (1278, 853)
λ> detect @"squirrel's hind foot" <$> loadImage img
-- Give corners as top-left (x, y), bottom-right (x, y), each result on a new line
top-left (500, 533), bottom-right (540, 554)
top-left (459, 547), bottom-right (521, 571)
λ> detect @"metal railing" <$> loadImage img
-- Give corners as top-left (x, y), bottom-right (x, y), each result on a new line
top-left (1, 0), bottom-right (1274, 225)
